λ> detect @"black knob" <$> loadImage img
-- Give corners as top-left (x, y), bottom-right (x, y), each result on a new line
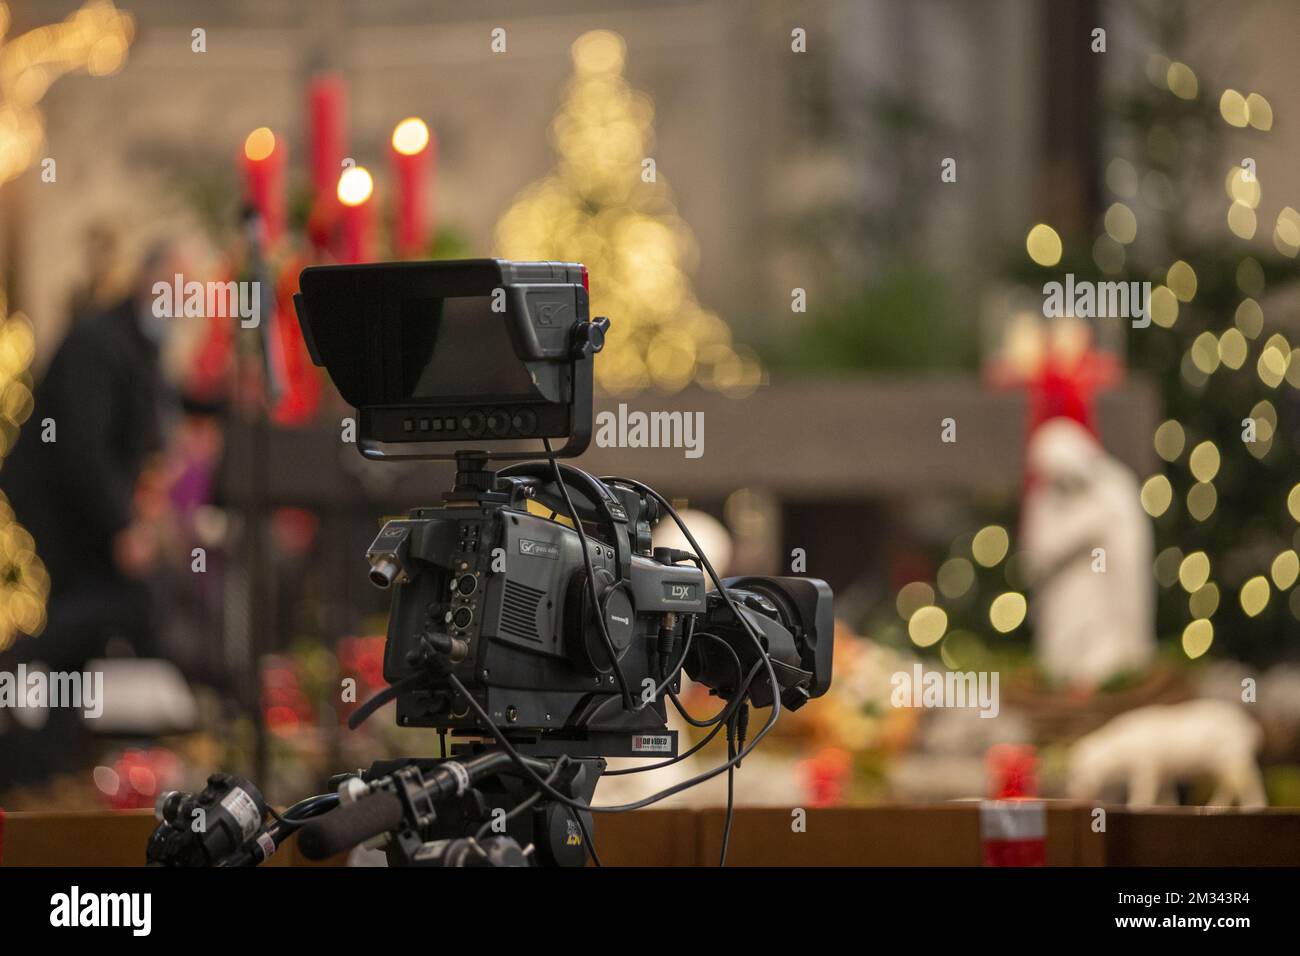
top-left (571, 316), bottom-right (612, 358)
top-left (460, 411), bottom-right (485, 437)
top-left (486, 409), bottom-right (511, 437)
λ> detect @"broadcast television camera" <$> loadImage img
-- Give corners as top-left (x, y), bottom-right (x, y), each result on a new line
top-left (147, 259), bottom-right (832, 868)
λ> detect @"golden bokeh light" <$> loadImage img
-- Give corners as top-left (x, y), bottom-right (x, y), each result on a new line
top-left (1141, 474), bottom-right (1173, 517)
top-left (1026, 224), bottom-right (1062, 266)
top-left (896, 581), bottom-right (935, 620)
top-left (1218, 328), bottom-right (1247, 369)
top-left (1235, 298), bottom-right (1264, 339)
top-left (937, 557), bottom-right (975, 600)
top-left (1271, 550), bottom-right (1299, 591)
top-left (1187, 482), bottom-right (1217, 522)
top-left (1274, 207), bottom-right (1300, 258)
top-left (1149, 285), bottom-right (1179, 328)
top-left (1155, 546), bottom-right (1183, 588)
top-left (1246, 92), bottom-right (1273, 130)
top-left (1178, 551), bottom-right (1211, 592)
top-left (1166, 260), bottom-right (1197, 301)
top-left (1189, 582), bottom-right (1220, 619)
top-left (1240, 575), bottom-right (1271, 617)
top-left (989, 592), bottom-right (1027, 633)
top-left (0, 298), bottom-right (48, 650)
top-left (1219, 89), bottom-right (1249, 127)
top-left (337, 165), bottom-right (374, 206)
top-left (1258, 339), bottom-right (1288, 388)
top-left (908, 605), bottom-right (948, 647)
top-left (391, 117), bottom-right (430, 156)
top-left (243, 126), bottom-right (275, 162)
top-left (1228, 201), bottom-right (1257, 240)
top-left (1181, 619), bottom-right (1214, 659)
top-left (1226, 166), bottom-right (1260, 208)
top-left (971, 525), bottom-right (1010, 567)
top-left (1104, 203), bottom-right (1137, 244)
top-left (1190, 332), bottom-right (1220, 375)
top-left (1154, 419), bottom-right (1185, 461)
top-left (1166, 61), bottom-right (1198, 99)
top-left (1188, 441), bottom-right (1220, 482)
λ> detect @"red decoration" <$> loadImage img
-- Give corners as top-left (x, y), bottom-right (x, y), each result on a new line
top-left (309, 75), bottom-right (347, 201)
top-left (800, 746), bottom-right (852, 807)
top-left (987, 743), bottom-right (1038, 799)
top-left (240, 129), bottom-right (285, 244)
top-left (985, 327), bottom-right (1121, 439)
top-left (391, 119), bottom-right (435, 257)
top-left (99, 748), bottom-right (181, 811)
top-left (341, 193), bottom-right (373, 263)
top-left (270, 256), bottom-right (322, 424)
top-left (980, 800), bottom-right (1046, 866)
top-left (308, 75), bottom-right (347, 253)
top-left (981, 746), bottom-right (1044, 865)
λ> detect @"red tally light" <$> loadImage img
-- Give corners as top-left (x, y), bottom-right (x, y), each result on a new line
top-left (580, 265), bottom-right (589, 292)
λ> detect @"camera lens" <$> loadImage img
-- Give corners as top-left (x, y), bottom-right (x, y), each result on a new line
top-left (368, 556), bottom-right (400, 589)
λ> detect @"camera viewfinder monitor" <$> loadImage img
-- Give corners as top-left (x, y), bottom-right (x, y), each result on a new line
top-left (293, 259), bottom-right (597, 460)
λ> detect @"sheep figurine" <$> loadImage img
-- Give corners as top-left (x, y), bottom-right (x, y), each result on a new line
top-left (1067, 699), bottom-right (1266, 808)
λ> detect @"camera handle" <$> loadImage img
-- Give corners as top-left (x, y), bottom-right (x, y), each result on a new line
top-left (298, 749), bottom-right (601, 867)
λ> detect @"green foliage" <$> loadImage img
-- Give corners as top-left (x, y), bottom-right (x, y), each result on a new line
top-left (761, 266), bottom-right (975, 372)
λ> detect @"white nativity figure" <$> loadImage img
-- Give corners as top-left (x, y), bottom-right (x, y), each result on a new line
top-left (1021, 417), bottom-right (1155, 688)
top-left (1067, 699), bottom-right (1266, 808)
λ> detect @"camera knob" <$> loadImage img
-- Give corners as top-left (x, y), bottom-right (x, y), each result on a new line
top-left (571, 316), bottom-right (611, 358)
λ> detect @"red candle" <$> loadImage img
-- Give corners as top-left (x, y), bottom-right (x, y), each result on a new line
top-left (309, 75), bottom-right (347, 202)
top-left (337, 166), bottom-right (374, 263)
top-left (390, 117), bottom-right (434, 258)
top-left (241, 127), bottom-right (285, 244)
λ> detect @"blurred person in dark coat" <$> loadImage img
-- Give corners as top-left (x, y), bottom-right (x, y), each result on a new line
top-left (0, 239), bottom-right (184, 791)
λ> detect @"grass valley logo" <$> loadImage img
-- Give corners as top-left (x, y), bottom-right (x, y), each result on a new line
top-left (518, 538), bottom-right (559, 559)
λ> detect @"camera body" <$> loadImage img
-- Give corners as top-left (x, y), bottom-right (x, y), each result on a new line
top-left (295, 259), bottom-right (834, 760)
top-left (368, 470), bottom-right (706, 754)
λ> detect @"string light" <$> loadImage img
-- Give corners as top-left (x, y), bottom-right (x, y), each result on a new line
top-left (0, 1), bottom-right (134, 185)
top-left (988, 592), bottom-right (1027, 633)
top-left (908, 606), bottom-right (947, 647)
top-left (0, 295), bottom-right (48, 650)
top-left (1025, 224), bottom-right (1062, 266)
top-left (1240, 576), bottom-right (1271, 617)
top-left (971, 525), bottom-right (1009, 567)
top-left (1182, 619), bottom-right (1213, 659)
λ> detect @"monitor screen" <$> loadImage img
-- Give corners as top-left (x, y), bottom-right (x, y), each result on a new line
top-left (399, 296), bottom-right (539, 402)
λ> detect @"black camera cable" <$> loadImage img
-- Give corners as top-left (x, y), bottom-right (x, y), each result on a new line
top-left (408, 467), bottom-right (783, 866)
top-left (542, 438), bottom-right (635, 712)
top-left (447, 473), bottom-right (785, 813)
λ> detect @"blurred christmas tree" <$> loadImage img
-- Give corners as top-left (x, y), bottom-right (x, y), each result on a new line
top-left (0, 299), bottom-right (48, 651)
top-left (877, 6), bottom-right (1300, 677)
top-left (1099, 26), bottom-right (1298, 667)
top-left (495, 29), bottom-right (759, 396)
